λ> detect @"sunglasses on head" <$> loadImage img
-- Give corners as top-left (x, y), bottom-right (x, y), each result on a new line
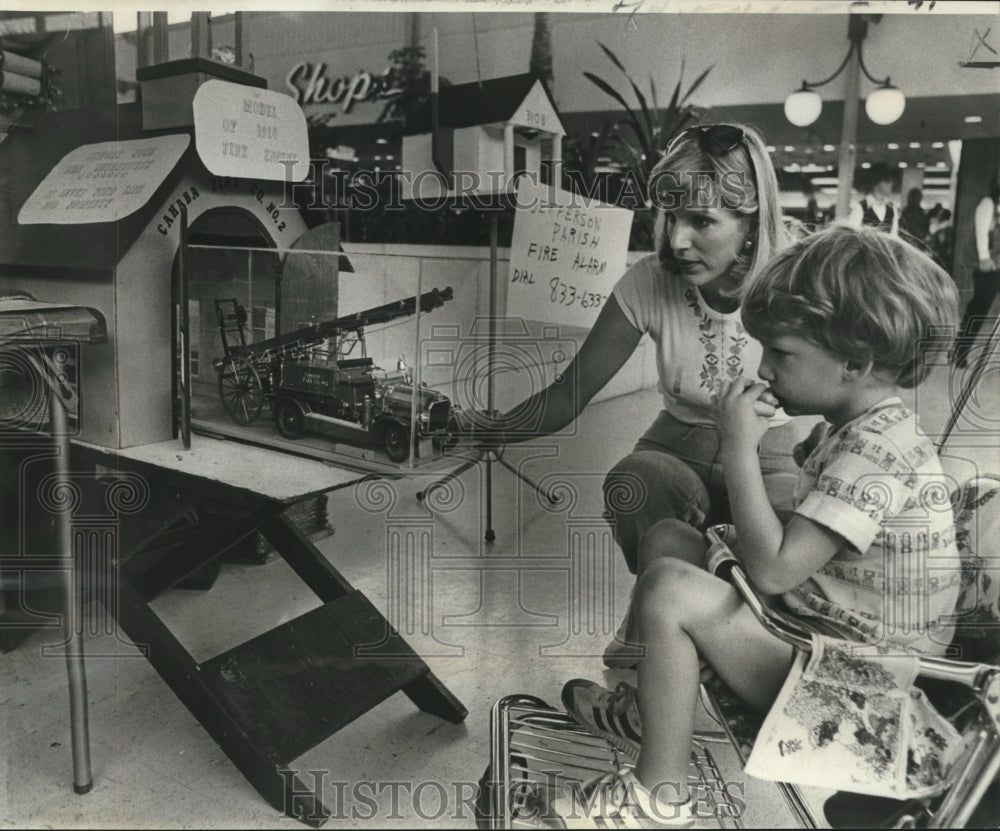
top-left (678, 124), bottom-right (747, 156)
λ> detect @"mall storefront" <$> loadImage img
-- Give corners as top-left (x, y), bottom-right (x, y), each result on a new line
top-left (112, 9), bottom-right (999, 289)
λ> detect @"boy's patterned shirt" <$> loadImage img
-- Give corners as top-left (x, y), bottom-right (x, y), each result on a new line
top-left (782, 398), bottom-right (962, 655)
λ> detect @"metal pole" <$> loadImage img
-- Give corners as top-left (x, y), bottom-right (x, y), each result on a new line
top-left (234, 11), bottom-right (244, 69)
top-left (191, 12), bottom-right (211, 60)
top-left (179, 205), bottom-right (191, 449)
top-left (410, 259), bottom-right (423, 471)
top-left (485, 213), bottom-right (498, 542)
top-left (51, 382), bottom-right (92, 794)
top-left (835, 26), bottom-right (863, 220)
top-left (152, 12), bottom-right (168, 64)
top-left (136, 12), bottom-right (151, 68)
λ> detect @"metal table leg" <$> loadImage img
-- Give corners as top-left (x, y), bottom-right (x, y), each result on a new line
top-left (50, 389), bottom-right (92, 794)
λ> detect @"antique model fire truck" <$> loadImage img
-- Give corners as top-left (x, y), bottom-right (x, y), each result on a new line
top-left (212, 287), bottom-right (457, 462)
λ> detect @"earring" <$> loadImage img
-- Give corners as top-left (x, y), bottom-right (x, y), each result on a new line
top-left (743, 238), bottom-right (755, 253)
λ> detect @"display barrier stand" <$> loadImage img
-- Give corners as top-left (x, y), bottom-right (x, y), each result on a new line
top-left (71, 436), bottom-right (468, 825)
top-left (417, 212), bottom-right (558, 541)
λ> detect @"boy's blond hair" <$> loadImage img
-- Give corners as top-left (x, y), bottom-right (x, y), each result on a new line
top-left (741, 225), bottom-right (958, 388)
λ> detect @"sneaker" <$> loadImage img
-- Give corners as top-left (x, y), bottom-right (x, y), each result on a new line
top-left (603, 607), bottom-right (644, 670)
top-left (562, 678), bottom-right (642, 757)
top-left (549, 766), bottom-right (696, 828)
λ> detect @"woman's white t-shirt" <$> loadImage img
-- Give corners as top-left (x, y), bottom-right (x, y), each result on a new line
top-left (612, 253), bottom-right (788, 428)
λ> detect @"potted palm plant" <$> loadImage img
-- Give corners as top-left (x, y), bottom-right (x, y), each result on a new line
top-left (580, 43), bottom-right (712, 250)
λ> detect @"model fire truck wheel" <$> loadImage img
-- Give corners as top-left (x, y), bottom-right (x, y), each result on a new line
top-left (382, 421), bottom-right (410, 463)
top-left (217, 355), bottom-right (264, 425)
top-left (275, 397), bottom-right (308, 439)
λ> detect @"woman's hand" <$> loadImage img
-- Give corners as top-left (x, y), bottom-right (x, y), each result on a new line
top-left (980, 257), bottom-right (997, 273)
top-left (452, 408), bottom-right (506, 448)
top-left (714, 377), bottom-right (774, 454)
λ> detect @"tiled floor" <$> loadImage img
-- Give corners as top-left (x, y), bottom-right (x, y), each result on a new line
top-left (3, 357), bottom-right (995, 829)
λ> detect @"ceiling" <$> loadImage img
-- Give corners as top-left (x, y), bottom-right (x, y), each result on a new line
top-left (557, 91), bottom-right (997, 201)
top-left (707, 91), bottom-right (997, 166)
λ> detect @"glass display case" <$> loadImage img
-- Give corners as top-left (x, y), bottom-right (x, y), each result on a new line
top-left (183, 241), bottom-right (460, 470)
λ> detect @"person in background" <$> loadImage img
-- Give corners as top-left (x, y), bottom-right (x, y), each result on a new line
top-left (804, 192), bottom-right (821, 231)
top-left (928, 207), bottom-right (954, 274)
top-left (554, 225), bottom-right (961, 828)
top-left (847, 162), bottom-right (899, 235)
top-left (464, 124), bottom-right (806, 666)
top-left (900, 186), bottom-right (930, 242)
top-left (954, 169), bottom-right (1000, 367)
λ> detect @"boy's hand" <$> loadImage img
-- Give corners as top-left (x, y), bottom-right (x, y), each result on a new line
top-left (715, 377), bottom-right (774, 453)
top-left (756, 387), bottom-right (780, 414)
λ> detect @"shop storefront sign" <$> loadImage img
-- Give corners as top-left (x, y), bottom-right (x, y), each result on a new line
top-left (285, 62), bottom-right (400, 113)
top-left (17, 134), bottom-right (190, 225)
top-left (192, 80), bottom-right (309, 182)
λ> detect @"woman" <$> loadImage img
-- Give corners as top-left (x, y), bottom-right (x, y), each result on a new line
top-left (954, 169), bottom-right (1000, 368)
top-left (472, 124), bottom-right (806, 662)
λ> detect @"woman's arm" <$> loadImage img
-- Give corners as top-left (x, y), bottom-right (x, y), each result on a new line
top-left (489, 294), bottom-right (643, 442)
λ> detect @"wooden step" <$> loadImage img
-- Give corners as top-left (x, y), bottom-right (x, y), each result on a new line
top-left (199, 590), bottom-right (429, 763)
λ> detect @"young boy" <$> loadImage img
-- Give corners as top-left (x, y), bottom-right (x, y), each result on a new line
top-left (554, 225), bottom-right (963, 827)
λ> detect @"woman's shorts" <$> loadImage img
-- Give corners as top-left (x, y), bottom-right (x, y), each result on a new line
top-left (603, 410), bottom-right (802, 573)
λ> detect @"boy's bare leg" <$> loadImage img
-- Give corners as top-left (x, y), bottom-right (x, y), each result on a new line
top-left (607, 519), bottom-right (710, 656)
top-left (630, 551), bottom-right (796, 801)
top-left (637, 518), bottom-right (709, 574)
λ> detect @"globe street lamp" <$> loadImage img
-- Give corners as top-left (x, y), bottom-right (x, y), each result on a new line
top-left (784, 15), bottom-right (905, 129)
top-left (784, 15), bottom-right (905, 219)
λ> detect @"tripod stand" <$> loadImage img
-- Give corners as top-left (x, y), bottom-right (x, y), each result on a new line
top-left (417, 432), bottom-right (558, 542)
top-left (415, 212), bottom-right (558, 541)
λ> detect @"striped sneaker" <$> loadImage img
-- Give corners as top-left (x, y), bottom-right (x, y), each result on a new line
top-left (549, 765), bottom-right (696, 828)
top-left (561, 679), bottom-right (642, 758)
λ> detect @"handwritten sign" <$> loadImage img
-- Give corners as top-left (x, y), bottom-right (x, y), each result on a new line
top-left (193, 80), bottom-right (309, 182)
top-left (17, 134), bottom-right (190, 225)
top-left (506, 178), bottom-right (633, 328)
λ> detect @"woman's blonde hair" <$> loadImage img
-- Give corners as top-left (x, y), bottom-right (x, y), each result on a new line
top-left (648, 123), bottom-right (790, 290)
top-left (741, 225), bottom-right (959, 389)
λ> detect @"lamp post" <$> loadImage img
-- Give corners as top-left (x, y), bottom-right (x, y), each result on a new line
top-left (784, 15), bottom-right (906, 219)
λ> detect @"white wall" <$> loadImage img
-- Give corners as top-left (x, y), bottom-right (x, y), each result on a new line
top-left (453, 126), bottom-right (481, 180)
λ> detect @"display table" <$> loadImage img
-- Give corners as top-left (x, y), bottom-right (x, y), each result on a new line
top-left (0, 296), bottom-right (112, 796)
top-left (70, 435), bottom-right (467, 825)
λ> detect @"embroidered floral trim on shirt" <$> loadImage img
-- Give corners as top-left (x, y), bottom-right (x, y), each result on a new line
top-left (685, 287), bottom-right (748, 398)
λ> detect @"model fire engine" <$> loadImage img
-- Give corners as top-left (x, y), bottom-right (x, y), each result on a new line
top-left (212, 287), bottom-right (457, 462)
